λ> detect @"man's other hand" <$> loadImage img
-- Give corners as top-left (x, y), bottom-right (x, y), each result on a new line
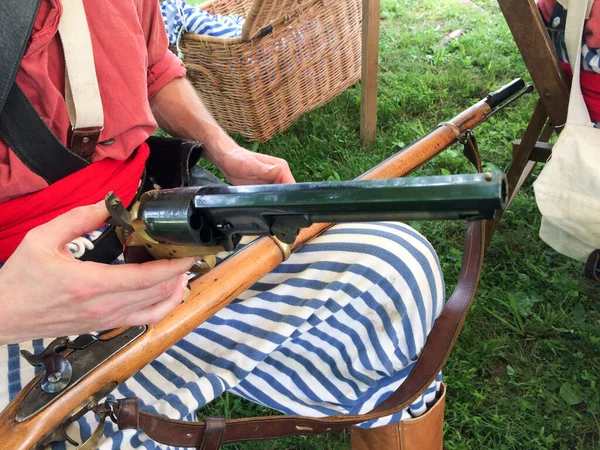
top-left (0, 202), bottom-right (196, 345)
top-left (211, 145), bottom-right (295, 186)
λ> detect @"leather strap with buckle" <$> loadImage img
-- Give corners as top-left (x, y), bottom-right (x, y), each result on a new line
top-left (69, 127), bottom-right (103, 160)
top-left (58, 0), bottom-right (104, 160)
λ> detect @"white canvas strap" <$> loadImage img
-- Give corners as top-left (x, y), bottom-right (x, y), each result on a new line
top-left (564, 0), bottom-right (594, 127)
top-left (57, 0), bottom-right (103, 131)
top-left (556, 0), bottom-right (593, 17)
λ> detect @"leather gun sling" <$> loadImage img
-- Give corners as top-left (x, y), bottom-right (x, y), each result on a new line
top-left (113, 138), bottom-right (487, 449)
top-left (113, 220), bottom-right (484, 449)
top-left (0, 0), bottom-right (89, 185)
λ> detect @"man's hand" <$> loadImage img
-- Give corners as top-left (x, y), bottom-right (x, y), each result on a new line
top-left (0, 202), bottom-right (196, 345)
top-left (207, 143), bottom-right (295, 185)
top-left (150, 77), bottom-right (296, 186)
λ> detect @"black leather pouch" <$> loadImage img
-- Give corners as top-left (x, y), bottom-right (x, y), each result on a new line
top-left (145, 136), bottom-right (226, 189)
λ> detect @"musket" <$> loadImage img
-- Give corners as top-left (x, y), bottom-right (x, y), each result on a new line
top-left (0, 79), bottom-right (528, 450)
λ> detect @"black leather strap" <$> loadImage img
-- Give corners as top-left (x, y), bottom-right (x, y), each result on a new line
top-left (0, 0), bottom-right (41, 112)
top-left (0, 0), bottom-right (90, 184)
top-left (145, 136), bottom-right (207, 189)
top-left (78, 225), bottom-right (124, 264)
top-left (0, 85), bottom-right (89, 183)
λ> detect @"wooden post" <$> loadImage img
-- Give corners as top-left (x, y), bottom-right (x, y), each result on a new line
top-left (496, 0), bottom-right (569, 127)
top-left (485, 0), bottom-right (571, 246)
top-left (485, 100), bottom-right (549, 247)
top-left (360, 0), bottom-right (381, 146)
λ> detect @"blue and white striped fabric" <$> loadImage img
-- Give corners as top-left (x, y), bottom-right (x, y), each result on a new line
top-left (160, 0), bottom-right (244, 47)
top-left (545, 15), bottom-right (600, 73)
top-left (0, 222), bottom-right (445, 449)
top-left (548, 29), bottom-right (600, 74)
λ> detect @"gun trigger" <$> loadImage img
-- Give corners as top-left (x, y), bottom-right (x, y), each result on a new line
top-left (60, 424), bottom-right (79, 447)
top-left (37, 423), bottom-right (79, 448)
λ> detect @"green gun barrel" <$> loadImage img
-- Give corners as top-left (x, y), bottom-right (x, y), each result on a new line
top-left (138, 173), bottom-right (506, 250)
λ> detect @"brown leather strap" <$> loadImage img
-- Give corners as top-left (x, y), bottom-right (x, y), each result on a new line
top-left (585, 250), bottom-right (600, 282)
top-left (201, 417), bottom-right (226, 450)
top-left (113, 218), bottom-right (484, 447)
top-left (69, 127), bottom-right (101, 160)
top-left (462, 131), bottom-right (483, 173)
top-left (115, 398), bottom-right (139, 430)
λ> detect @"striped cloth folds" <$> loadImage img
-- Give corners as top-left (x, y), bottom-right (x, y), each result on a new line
top-left (543, 5), bottom-right (600, 73)
top-left (160, 0), bottom-right (244, 47)
top-left (0, 222), bottom-right (445, 449)
top-left (548, 27), bottom-right (600, 73)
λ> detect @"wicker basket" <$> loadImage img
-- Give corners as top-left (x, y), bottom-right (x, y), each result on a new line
top-left (176, 0), bottom-right (362, 142)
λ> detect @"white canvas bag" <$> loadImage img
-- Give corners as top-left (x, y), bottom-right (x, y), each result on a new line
top-left (533, 0), bottom-right (600, 262)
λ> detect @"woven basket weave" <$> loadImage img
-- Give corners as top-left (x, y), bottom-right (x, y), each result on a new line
top-left (175, 0), bottom-right (362, 142)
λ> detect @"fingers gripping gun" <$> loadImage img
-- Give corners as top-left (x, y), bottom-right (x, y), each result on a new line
top-left (106, 173), bottom-right (507, 271)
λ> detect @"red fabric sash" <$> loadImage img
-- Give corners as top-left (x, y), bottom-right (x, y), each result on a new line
top-left (0, 143), bottom-right (149, 262)
top-left (561, 61), bottom-right (600, 123)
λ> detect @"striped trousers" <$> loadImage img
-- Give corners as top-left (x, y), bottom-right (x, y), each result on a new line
top-left (0, 222), bottom-right (445, 449)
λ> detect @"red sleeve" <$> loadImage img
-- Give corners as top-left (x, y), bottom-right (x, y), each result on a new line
top-left (137, 0), bottom-right (186, 99)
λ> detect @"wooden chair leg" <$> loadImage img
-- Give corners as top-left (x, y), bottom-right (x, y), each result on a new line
top-left (507, 121), bottom-right (555, 204)
top-left (496, 0), bottom-right (568, 127)
top-left (485, 99), bottom-right (549, 247)
top-left (486, 0), bottom-right (572, 247)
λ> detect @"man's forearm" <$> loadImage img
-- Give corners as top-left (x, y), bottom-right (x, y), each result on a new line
top-left (150, 77), bottom-right (234, 167)
top-left (150, 76), bottom-right (296, 186)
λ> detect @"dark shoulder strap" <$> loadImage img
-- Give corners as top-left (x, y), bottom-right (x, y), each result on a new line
top-left (0, 0), bottom-right (41, 112)
top-left (0, 85), bottom-right (89, 183)
top-left (0, 0), bottom-right (89, 184)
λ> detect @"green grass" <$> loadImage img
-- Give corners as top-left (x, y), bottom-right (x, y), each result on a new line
top-left (188, 0), bottom-right (600, 448)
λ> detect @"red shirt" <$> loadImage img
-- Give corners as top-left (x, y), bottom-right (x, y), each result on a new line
top-left (538, 0), bottom-right (600, 48)
top-left (0, 0), bottom-right (186, 202)
top-left (0, 0), bottom-right (186, 260)
top-left (538, 0), bottom-right (600, 121)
